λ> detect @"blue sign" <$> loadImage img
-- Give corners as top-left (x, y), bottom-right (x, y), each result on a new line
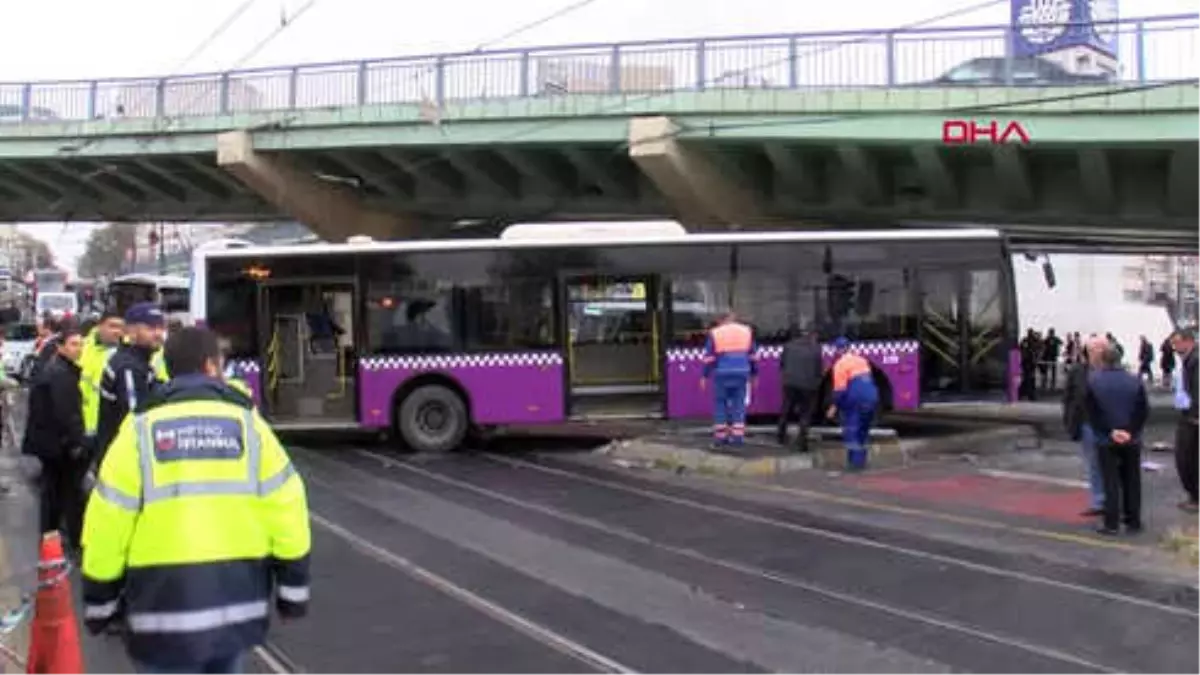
top-left (151, 416), bottom-right (245, 462)
top-left (1010, 0), bottom-right (1119, 59)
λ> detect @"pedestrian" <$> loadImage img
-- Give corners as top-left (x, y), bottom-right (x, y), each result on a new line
top-left (700, 312), bottom-right (758, 449)
top-left (79, 310), bottom-right (125, 454)
top-left (28, 313), bottom-right (70, 383)
top-left (1106, 332), bottom-right (1124, 361)
top-left (776, 325), bottom-right (824, 453)
top-left (1041, 328), bottom-right (1063, 391)
top-left (21, 326), bottom-right (86, 552)
top-left (1137, 335), bottom-right (1155, 385)
top-left (81, 326), bottom-right (311, 674)
top-left (825, 336), bottom-right (879, 471)
top-left (94, 303), bottom-right (166, 467)
top-left (1064, 333), bottom-right (1079, 368)
top-left (1169, 328), bottom-right (1198, 513)
top-left (1160, 336), bottom-right (1176, 387)
top-left (1019, 329), bottom-right (1041, 401)
top-left (1062, 334), bottom-right (1109, 516)
top-left (1085, 343), bottom-right (1149, 535)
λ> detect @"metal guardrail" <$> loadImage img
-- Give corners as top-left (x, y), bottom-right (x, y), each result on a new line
top-left (0, 15), bottom-right (1196, 123)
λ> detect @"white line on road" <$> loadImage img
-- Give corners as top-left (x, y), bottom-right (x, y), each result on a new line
top-left (308, 510), bottom-right (636, 674)
top-left (978, 469), bottom-right (1089, 489)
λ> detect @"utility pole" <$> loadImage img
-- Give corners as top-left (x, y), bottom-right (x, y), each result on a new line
top-left (157, 222), bottom-right (167, 275)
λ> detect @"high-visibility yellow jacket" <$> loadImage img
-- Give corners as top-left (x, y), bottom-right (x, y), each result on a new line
top-left (79, 330), bottom-right (118, 437)
top-left (150, 348), bottom-right (168, 381)
top-left (81, 376), bottom-right (310, 666)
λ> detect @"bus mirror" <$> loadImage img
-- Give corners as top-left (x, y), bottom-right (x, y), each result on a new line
top-left (1042, 260), bottom-right (1057, 289)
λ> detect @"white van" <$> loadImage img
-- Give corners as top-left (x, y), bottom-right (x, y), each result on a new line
top-left (35, 291), bottom-right (79, 318)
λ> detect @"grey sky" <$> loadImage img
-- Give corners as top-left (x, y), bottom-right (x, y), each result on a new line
top-left (1, 0), bottom-right (1195, 271)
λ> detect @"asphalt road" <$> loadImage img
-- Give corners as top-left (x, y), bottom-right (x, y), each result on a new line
top-left (260, 443), bottom-right (1199, 674)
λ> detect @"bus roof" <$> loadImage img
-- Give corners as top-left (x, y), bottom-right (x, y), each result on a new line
top-left (199, 228), bottom-right (1005, 261)
top-left (109, 273), bottom-right (189, 289)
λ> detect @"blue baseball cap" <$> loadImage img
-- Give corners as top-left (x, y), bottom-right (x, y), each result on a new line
top-left (833, 336), bottom-right (851, 349)
top-left (125, 302), bottom-right (165, 327)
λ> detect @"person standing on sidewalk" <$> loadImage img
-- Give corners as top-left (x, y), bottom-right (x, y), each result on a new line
top-left (1085, 343), bottom-right (1149, 535)
top-left (826, 337), bottom-right (879, 471)
top-left (1062, 334), bottom-right (1109, 517)
top-left (700, 312), bottom-right (758, 449)
top-left (22, 326), bottom-right (86, 551)
top-left (1169, 328), bottom-right (1198, 513)
top-left (776, 326), bottom-right (824, 453)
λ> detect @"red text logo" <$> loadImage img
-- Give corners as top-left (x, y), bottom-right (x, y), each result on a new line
top-left (942, 120), bottom-right (1031, 145)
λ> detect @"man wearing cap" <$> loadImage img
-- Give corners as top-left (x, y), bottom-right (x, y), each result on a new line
top-left (826, 336), bottom-right (880, 471)
top-left (94, 303), bottom-right (166, 468)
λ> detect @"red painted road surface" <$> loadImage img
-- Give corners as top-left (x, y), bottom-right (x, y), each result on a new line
top-left (849, 472), bottom-right (1092, 525)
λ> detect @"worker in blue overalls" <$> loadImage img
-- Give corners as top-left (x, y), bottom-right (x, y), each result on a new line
top-left (700, 313), bottom-right (758, 448)
top-left (826, 336), bottom-right (880, 471)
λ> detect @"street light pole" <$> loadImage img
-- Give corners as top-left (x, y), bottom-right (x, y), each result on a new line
top-left (157, 223), bottom-right (167, 275)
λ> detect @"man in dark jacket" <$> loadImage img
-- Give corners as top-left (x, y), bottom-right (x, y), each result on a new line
top-left (777, 326), bottom-right (825, 452)
top-left (27, 313), bottom-right (69, 382)
top-left (1085, 343), bottom-right (1149, 535)
top-left (1062, 335), bottom-right (1108, 515)
top-left (94, 303), bottom-right (165, 467)
top-left (1170, 328), bottom-right (1198, 512)
top-left (22, 326), bottom-right (86, 548)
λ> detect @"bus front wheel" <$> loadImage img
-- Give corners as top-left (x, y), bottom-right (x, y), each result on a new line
top-left (397, 384), bottom-right (468, 454)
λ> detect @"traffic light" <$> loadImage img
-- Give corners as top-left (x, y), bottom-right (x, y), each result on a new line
top-left (827, 274), bottom-right (855, 319)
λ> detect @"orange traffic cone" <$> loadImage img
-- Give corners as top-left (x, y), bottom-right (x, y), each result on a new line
top-left (25, 531), bottom-right (83, 674)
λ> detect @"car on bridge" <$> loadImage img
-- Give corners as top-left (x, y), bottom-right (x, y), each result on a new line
top-left (0, 103), bottom-right (58, 122)
top-left (926, 56), bottom-right (1115, 86)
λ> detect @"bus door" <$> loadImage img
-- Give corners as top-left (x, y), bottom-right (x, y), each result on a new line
top-left (257, 279), bottom-right (358, 425)
top-left (563, 275), bottom-right (664, 417)
top-left (917, 267), bottom-right (1007, 399)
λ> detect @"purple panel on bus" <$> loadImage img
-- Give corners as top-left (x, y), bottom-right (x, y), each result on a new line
top-left (1007, 347), bottom-right (1021, 403)
top-left (665, 339), bottom-right (921, 419)
top-left (225, 359), bottom-right (262, 407)
top-left (357, 351), bottom-right (565, 428)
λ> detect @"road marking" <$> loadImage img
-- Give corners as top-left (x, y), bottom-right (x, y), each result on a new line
top-left (350, 449), bottom-right (1124, 673)
top-left (978, 469), bottom-right (1089, 489)
top-left (251, 645), bottom-right (292, 674)
top-left (480, 453), bottom-right (1195, 617)
top-left (308, 507), bottom-right (634, 674)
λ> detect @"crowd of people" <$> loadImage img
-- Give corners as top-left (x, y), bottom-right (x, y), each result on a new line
top-left (1019, 327), bottom-right (1187, 401)
top-left (1061, 328), bottom-right (1198, 535)
top-left (17, 308), bottom-right (312, 674)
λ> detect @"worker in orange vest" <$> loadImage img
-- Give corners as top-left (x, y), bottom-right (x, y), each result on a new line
top-left (826, 336), bottom-right (879, 471)
top-left (700, 313), bottom-right (758, 448)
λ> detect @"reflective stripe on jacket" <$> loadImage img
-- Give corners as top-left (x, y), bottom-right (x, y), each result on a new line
top-left (702, 322), bottom-right (758, 378)
top-left (81, 376), bottom-right (310, 667)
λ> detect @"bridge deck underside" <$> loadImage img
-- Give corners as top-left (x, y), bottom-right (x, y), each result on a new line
top-left (0, 141), bottom-right (1193, 249)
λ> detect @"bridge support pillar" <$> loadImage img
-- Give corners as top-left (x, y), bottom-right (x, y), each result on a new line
top-left (216, 130), bottom-right (418, 241)
top-left (628, 116), bottom-right (766, 230)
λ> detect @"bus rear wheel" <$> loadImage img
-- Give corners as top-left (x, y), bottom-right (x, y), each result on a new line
top-left (396, 384), bottom-right (468, 454)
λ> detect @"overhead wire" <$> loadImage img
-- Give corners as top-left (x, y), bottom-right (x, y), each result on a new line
top-left (169, 0), bottom-right (263, 73)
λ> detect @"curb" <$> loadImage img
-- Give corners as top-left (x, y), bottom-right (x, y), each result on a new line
top-left (1161, 523), bottom-right (1200, 564)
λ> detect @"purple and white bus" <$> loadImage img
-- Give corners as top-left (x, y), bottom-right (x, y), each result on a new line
top-left (190, 223), bottom-right (1020, 452)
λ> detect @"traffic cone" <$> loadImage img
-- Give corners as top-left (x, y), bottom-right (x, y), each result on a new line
top-left (25, 531), bottom-right (83, 674)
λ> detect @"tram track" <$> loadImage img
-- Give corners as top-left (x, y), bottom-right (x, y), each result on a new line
top-left (298, 445), bottom-right (1198, 674)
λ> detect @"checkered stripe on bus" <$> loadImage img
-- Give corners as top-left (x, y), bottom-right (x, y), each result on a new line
top-left (820, 340), bottom-right (921, 357)
top-left (227, 359), bottom-right (260, 373)
top-left (359, 352), bottom-right (564, 371)
top-left (667, 340), bottom-right (920, 363)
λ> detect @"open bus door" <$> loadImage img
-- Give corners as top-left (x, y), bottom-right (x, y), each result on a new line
top-left (562, 275), bottom-right (665, 418)
top-left (256, 277), bottom-right (359, 428)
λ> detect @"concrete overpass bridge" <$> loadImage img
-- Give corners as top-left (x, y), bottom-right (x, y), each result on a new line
top-left (0, 14), bottom-right (1196, 250)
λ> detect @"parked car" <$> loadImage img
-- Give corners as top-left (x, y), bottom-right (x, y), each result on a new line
top-left (2, 322), bottom-right (37, 381)
top-left (923, 56), bottom-right (1115, 86)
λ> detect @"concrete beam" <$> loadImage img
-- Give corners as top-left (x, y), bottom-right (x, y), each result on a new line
top-left (835, 146), bottom-right (884, 206)
top-left (443, 151), bottom-right (519, 199)
top-left (1077, 149), bottom-right (1115, 214)
top-left (216, 130), bottom-right (417, 241)
top-left (497, 148), bottom-right (566, 196)
top-left (1167, 146), bottom-right (1198, 216)
top-left (911, 146), bottom-right (957, 208)
top-left (628, 115), bottom-right (765, 229)
top-left (992, 146), bottom-right (1034, 210)
top-left (763, 144), bottom-right (821, 205)
top-left (562, 147), bottom-right (633, 200)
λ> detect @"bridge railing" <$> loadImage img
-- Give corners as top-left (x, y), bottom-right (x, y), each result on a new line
top-left (0, 14), bottom-right (1195, 123)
